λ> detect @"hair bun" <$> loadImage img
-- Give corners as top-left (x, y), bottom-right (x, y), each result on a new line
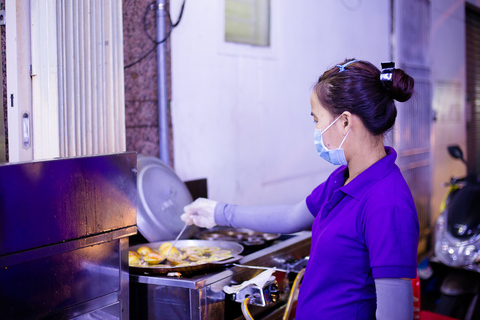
top-left (388, 69), bottom-right (414, 102)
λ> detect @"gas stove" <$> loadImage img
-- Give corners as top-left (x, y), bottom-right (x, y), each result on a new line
top-left (129, 231), bottom-right (311, 320)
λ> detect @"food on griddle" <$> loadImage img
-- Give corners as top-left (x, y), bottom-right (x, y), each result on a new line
top-left (129, 244), bottom-right (233, 267)
top-left (167, 254), bottom-right (185, 266)
top-left (210, 249), bottom-right (232, 260)
top-left (129, 251), bottom-right (141, 265)
top-left (159, 242), bottom-right (180, 256)
top-left (185, 253), bottom-right (202, 262)
top-left (129, 251), bottom-right (140, 258)
top-left (159, 242), bottom-right (172, 252)
top-left (137, 246), bottom-right (153, 255)
top-left (144, 252), bottom-right (166, 265)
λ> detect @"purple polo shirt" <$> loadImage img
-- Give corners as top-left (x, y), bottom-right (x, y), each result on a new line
top-left (295, 147), bottom-right (419, 320)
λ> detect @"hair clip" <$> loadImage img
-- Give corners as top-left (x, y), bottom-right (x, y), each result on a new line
top-left (336, 59), bottom-right (359, 73)
top-left (380, 62), bottom-right (395, 82)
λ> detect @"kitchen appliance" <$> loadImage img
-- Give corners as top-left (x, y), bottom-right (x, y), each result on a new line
top-left (131, 155), bottom-right (311, 319)
top-left (0, 153), bottom-right (137, 319)
top-left (129, 231), bottom-right (311, 320)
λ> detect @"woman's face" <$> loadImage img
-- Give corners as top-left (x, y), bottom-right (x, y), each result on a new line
top-left (310, 92), bottom-right (344, 149)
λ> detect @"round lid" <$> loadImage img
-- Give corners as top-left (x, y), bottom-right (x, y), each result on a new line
top-left (136, 154), bottom-right (196, 242)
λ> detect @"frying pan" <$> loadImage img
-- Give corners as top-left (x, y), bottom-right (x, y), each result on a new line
top-left (129, 239), bottom-right (244, 275)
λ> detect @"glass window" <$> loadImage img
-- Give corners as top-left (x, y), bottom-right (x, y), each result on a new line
top-left (225, 0), bottom-right (270, 46)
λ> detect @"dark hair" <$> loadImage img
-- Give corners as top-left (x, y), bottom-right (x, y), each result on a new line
top-left (314, 59), bottom-right (414, 136)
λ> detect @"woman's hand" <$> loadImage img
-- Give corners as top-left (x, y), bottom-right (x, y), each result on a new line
top-left (180, 197), bottom-right (218, 229)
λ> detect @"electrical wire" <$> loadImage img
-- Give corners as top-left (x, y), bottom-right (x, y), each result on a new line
top-left (170, 0), bottom-right (185, 28)
top-left (283, 268), bottom-right (306, 320)
top-left (124, 0), bottom-right (186, 70)
top-left (143, 2), bottom-right (157, 43)
top-left (239, 269), bottom-right (305, 320)
top-left (241, 297), bottom-right (255, 320)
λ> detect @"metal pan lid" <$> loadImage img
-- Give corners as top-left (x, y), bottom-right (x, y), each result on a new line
top-left (136, 154), bottom-right (197, 242)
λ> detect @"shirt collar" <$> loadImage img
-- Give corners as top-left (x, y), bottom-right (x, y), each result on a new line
top-left (338, 146), bottom-right (398, 200)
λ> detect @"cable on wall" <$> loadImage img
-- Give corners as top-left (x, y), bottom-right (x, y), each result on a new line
top-left (124, 0), bottom-right (186, 70)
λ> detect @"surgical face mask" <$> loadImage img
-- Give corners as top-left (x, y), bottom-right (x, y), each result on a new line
top-left (314, 115), bottom-right (350, 166)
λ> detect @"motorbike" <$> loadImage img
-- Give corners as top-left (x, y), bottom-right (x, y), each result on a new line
top-left (430, 145), bottom-right (480, 319)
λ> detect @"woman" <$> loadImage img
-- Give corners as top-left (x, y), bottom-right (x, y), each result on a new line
top-left (181, 59), bottom-right (419, 320)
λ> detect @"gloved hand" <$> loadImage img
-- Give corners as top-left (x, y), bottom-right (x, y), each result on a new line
top-left (181, 197), bottom-right (218, 229)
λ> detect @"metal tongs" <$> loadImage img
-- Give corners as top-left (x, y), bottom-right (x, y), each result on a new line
top-left (164, 223), bottom-right (188, 259)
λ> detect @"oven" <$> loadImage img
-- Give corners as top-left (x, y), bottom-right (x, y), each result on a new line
top-left (0, 153), bottom-right (137, 319)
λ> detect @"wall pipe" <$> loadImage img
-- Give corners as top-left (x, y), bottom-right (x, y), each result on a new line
top-left (156, 0), bottom-right (170, 165)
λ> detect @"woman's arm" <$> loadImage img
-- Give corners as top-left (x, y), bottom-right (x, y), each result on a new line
top-left (375, 278), bottom-right (413, 320)
top-left (181, 198), bottom-right (314, 233)
top-left (215, 199), bottom-right (314, 233)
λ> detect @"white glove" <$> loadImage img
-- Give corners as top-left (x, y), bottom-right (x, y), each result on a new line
top-left (181, 197), bottom-right (218, 229)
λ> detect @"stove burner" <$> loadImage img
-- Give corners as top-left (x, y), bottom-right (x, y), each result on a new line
top-left (129, 231), bottom-right (311, 320)
top-left (196, 227), bottom-right (281, 247)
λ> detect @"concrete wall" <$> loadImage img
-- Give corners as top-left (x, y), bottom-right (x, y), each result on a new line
top-left (169, 1), bottom-right (391, 205)
top-left (429, 1), bottom-right (469, 224)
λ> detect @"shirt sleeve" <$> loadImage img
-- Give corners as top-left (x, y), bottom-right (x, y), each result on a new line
top-left (306, 166), bottom-right (347, 217)
top-left (214, 199), bottom-right (314, 234)
top-left (305, 182), bottom-right (327, 217)
top-left (363, 180), bottom-right (420, 279)
top-left (375, 278), bottom-right (413, 320)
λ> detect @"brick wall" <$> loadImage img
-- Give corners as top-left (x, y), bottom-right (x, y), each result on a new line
top-left (1, 0), bottom-right (7, 162)
top-left (123, 0), bottom-right (173, 166)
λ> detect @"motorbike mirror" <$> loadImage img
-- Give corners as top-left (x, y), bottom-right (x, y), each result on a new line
top-left (447, 145), bottom-right (465, 161)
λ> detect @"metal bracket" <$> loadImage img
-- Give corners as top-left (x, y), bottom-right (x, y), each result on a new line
top-left (232, 278), bottom-right (279, 307)
top-left (273, 256), bottom-right (309, 273)
top-left (0, 10), bottom-right (5, 26)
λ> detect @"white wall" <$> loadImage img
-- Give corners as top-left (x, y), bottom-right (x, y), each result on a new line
top-left (429, 1), bottom-right (468, 224)
top-left (170, 1), bottom-right (391, 205)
